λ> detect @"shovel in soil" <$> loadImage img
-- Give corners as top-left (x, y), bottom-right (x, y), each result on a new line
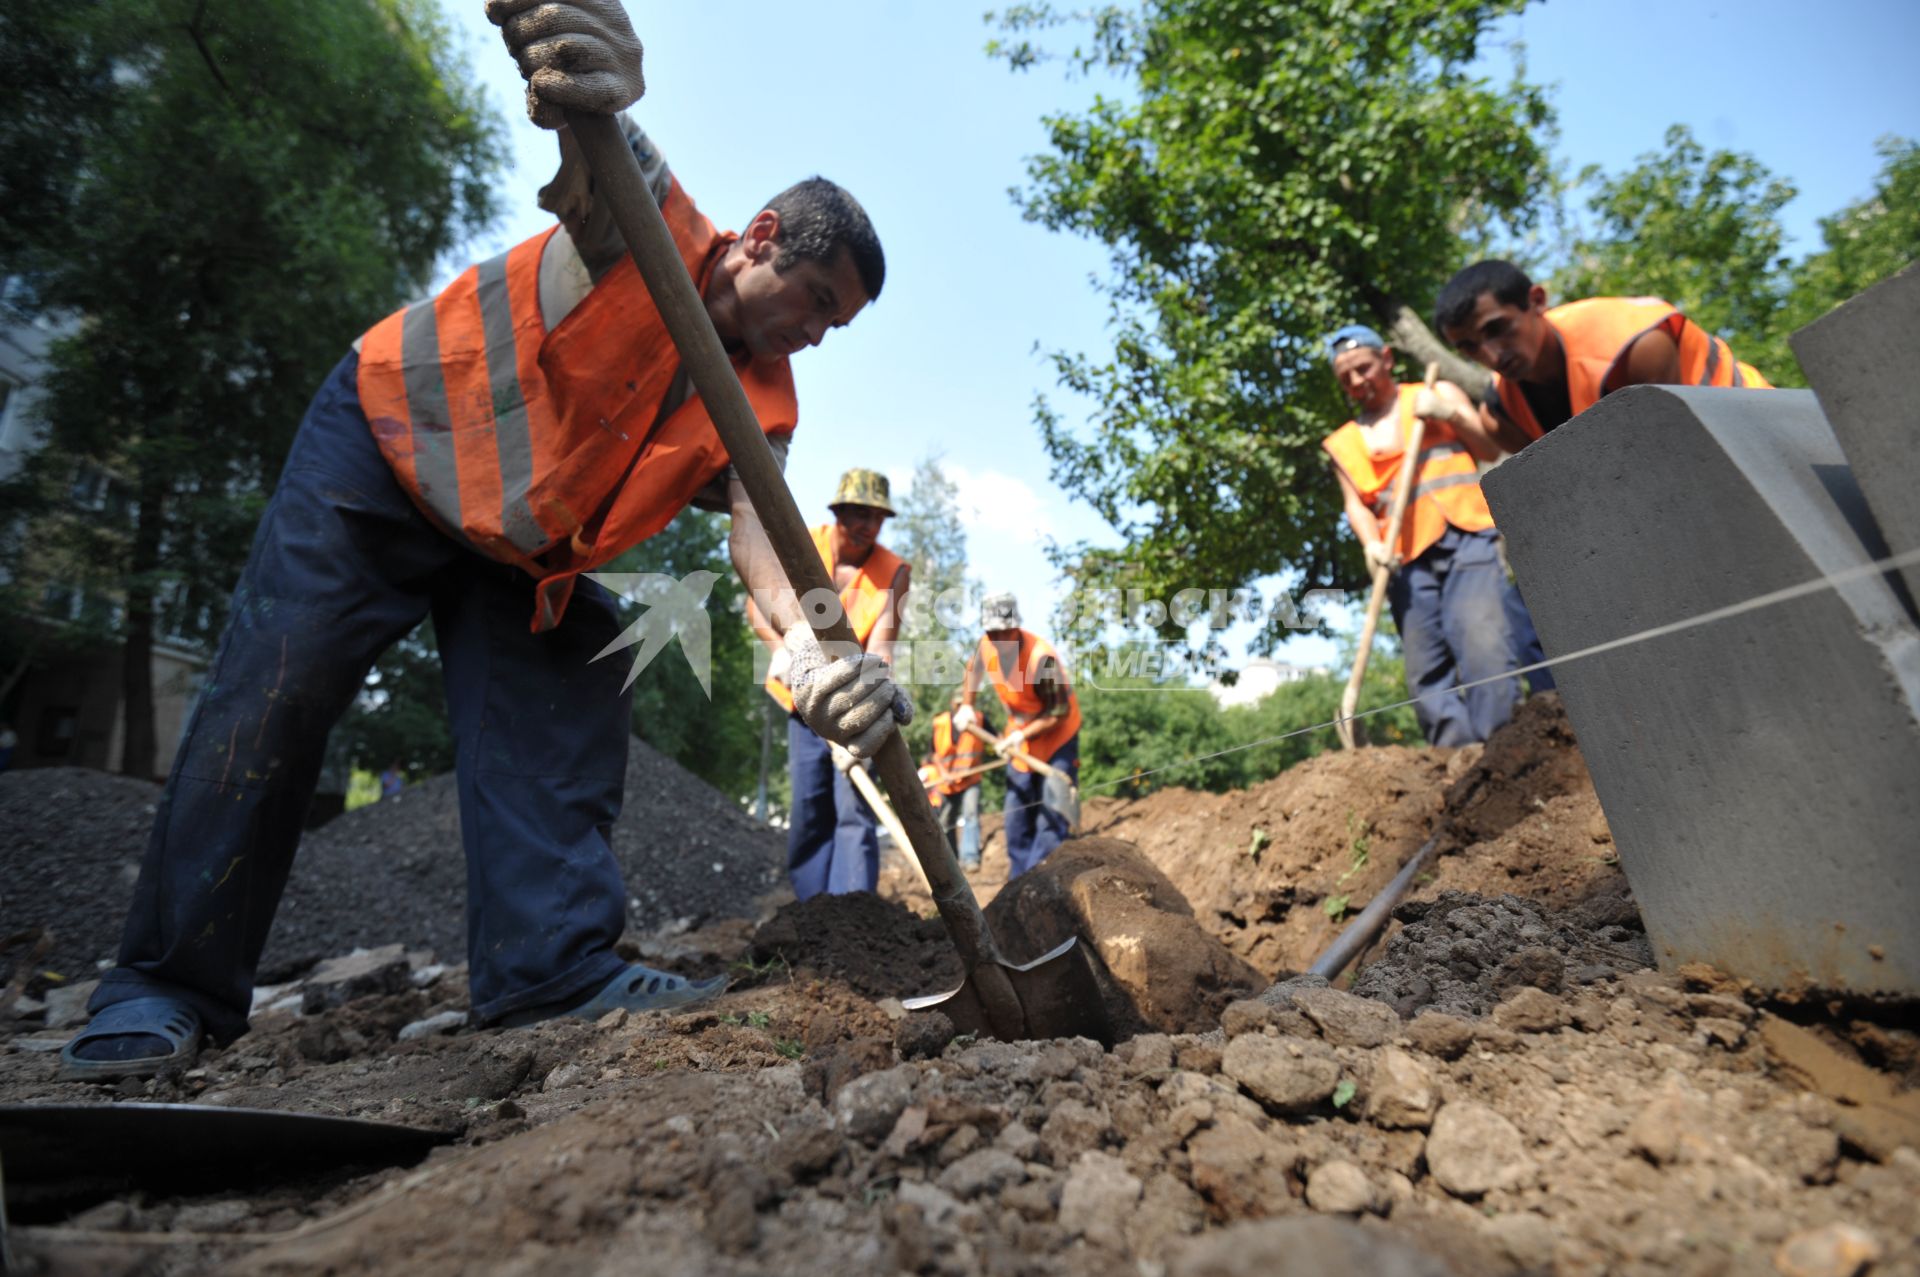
top-left (561, 111), bottom-right (1110, 1045)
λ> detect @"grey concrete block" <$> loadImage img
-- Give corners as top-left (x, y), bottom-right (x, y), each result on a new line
top-left (1791, 263), bottom-right (1920, 611)
top-left (1483, 386), bottom-right (1920, 997)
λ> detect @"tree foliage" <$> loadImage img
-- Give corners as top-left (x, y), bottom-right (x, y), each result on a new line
top-left (887, 458), bottom-right (983, 759)
top-left (0, 0), bottom-right (504, 775)
top-left (1556, 130), bottom-right (1920, 388)
top-left (1073, 643), bottom-right (1419, 797)
top-left (989, 0), bottom-right (1553, 637)
top-left (1557, 125), bottom-right (1799, 383)
top-left (1780, 136), bottom-right (1920, 340)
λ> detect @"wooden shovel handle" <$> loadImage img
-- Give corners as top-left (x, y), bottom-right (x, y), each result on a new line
top-left (562, 112), bottom-right (1021, 1033)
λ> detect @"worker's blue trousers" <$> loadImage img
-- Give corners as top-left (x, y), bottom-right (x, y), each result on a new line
top-left (89, 353), bottom-right (632, 1042)
top-left (1003, 733), bottom-right (1078, 880)
top-left (786, 716), bottom-right (880, 900)
top-left (1386, 527), bottom-right (1531, 747)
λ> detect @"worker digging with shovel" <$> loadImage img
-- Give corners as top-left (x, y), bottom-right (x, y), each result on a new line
top-left (60, 0), bottom-right (911, 1080)
top-left (755, 468), bottom-right (911, 900)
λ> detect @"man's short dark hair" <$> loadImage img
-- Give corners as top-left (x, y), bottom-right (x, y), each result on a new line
top-left (763, 177), bottom-right (885, 303)
top-left (1434, 259), bottom-right (1534, 340)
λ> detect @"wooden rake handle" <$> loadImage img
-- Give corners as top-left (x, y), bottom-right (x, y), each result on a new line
top-left (1337, 363), bottom-right (1437, 749)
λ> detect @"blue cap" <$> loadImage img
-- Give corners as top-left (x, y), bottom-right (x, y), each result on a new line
top-left (1324, 324), bottom-right (1385, 361)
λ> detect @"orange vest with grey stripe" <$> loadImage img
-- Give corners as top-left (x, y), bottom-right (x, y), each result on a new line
top-left (356, 177), bottom-right (797, 632)
top-left (765, 523), bottom-right (905, 714)
top-left (1323, 384), bottom-right (1494, 565)
top-left (978, 630), bottom-right (1081, 773)
top-left (930, 711), bottom-right (985, 796)
top-left (1492, 296), bottom-right (1771, 441)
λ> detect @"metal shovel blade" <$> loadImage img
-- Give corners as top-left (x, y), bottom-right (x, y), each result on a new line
top-left (902, 934), bottom-right (1111, 1044)
top-left (0, 1103), bottom-right (452, 1200)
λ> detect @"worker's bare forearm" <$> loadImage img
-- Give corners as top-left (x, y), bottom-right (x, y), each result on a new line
top-left (1435, 381), bottom-right (1503, 462)
top-left (728, 478), bottom-right (804, 638)
top-left (1334, 469), bottom-right (1383, 546)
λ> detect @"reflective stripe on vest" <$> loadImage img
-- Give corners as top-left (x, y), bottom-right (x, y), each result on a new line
top-left (1322, 384), bottom-right (1494, 564)
top-left (358, 177), bottom-right (798, 633)
top-left (1493, 296), bottom-right (1774, 440)
top-left (766, 525), bottom-right (905, 713)
top-left (979, 630), bottom-right (1081, 773)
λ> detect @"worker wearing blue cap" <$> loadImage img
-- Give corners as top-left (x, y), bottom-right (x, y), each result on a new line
top-left (1319, 325), bottom-right (1546, 745)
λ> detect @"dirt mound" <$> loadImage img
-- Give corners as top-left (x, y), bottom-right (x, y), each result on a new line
top-left (1348, 890), bottom-right (1653, 1019)
top-left (749, 891), bottom-right (962, 1001)
top-left (0, 767), bottom-right (160, 984)
top-left (1077, 696), bottom-right (1625, 979)
top-left (0, 738), bottom-right (785, 987)
top-left (983, 837), bottom-right (1264, 1035)
top-left (265, 736), bottom-right (785, 974)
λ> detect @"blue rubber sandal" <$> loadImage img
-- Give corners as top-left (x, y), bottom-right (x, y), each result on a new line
top-left (58, 996), bottom-right (203, 1082)
top-left (501, 965), bottom-right (729, 1028)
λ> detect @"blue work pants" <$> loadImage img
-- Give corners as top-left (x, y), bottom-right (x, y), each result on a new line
top-left (1386, 527), bottom-right (1528, 747)
top-left (90, 353), bottom-right (633, 1041)
top-left (940, 784), bottom-right (982, 866)
top-left (786, 715), bottom-right (880, 899)
top-left (1002, 732), bottom-right (1078, 880)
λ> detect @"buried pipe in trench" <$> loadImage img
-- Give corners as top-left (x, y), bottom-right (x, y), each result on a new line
top-left (1307, 830), bottom-right (1443, 981)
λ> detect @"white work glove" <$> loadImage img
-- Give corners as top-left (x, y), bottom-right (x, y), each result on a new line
top-left (487, 0), bottom-right (646, 129)
top-left (783, 628), bottom-right (913, 760)
top-left (951, 703), bottom-right (978, 734)
top-left (1364, 540), bottom-right (1398, 575)
top-left (766, 644), bottom-right (793, 688)
top-left (1412, 387), bottom-right (1464, 427)
top-left (995, 726), bottom-right (1029, 758)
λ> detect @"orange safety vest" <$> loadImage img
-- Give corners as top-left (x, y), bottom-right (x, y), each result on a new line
top-left (919, 762), bottom-right (946, 809)
top-left (1323, 384), bottom-right (1495, 565)
top-left (977, 630), bottom-right (1081, 773)
top-left (766, 523), bottom-right (905, 713)
top-left (929, 711), bottom-right (985, 796)
top-left (356, 176), bottom-right (798, 632)
top-left (1492, 296), bottom-right (1772, 441)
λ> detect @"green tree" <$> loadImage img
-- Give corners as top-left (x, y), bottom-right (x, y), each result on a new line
top-left (1557, 125), bottom-right (1799, 383)
top-left (0, 0), bottom-right (504, 776)
top-left (989, 0), bottom-right (1553, 635)
top-left (1069, 639), bottom-right (1420, 798)
top-left (888, 457), bottom-right (981, 758)
top-left (1780, 136), bottom-right (1920, 339)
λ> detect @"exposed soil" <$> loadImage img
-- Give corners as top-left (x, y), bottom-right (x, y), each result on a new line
top-left (748, 891), bottom-right (962, 1002)
top-left (1072, 695), bottom-right (1625, 980)
top-left (0, 735), bottom-right (787, 987)
top-left (4, 700), bottom-right (1916, 1276)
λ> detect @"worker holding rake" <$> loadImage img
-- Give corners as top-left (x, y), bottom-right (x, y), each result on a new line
top-left (1321, 325), bottom-right (1538, 746)
top-left (958, 594), bottom-right (1081, 878)
top-left (62, 0), bottom-right (909, 1081)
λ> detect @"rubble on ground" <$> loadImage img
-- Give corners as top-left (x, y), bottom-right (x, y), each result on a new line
top-left (3, 705), bottom-right (1915, 1275)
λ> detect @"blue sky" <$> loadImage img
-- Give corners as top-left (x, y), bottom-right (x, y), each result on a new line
top-left (436, 0), bottom-right (1920, 673)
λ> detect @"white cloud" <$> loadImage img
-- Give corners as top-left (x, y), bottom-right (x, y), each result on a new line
top-left (938, 462), bottom-right (1057, 540)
